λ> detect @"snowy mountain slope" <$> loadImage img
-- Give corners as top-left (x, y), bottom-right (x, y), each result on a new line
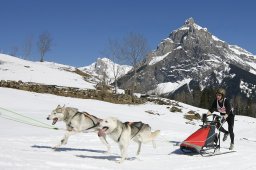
top-left (0, 54), bottom-right (95, 89)
top-left (115, 18), bottom-right (256, 118)
top-left (79, 58), bottom-right (132, 83)
top-left (0, 87), bottom-right (256, 170)
top-left (148, 19), bottom-right (256, 72)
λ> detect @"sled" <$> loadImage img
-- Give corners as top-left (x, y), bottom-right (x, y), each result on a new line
top-left (180, 114), bottom-right (234, 156)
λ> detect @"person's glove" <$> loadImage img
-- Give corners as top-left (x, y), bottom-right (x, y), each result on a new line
top-left (202, 113), bottom-right (207, 123)
top-left (206, 111), bottom-right (212, 116)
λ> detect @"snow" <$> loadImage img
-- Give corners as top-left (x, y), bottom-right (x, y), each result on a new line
top-left (240, 80), bottom-right (256, 98)
top-left (229, 45), bottom-right (255, 57)
top-left (179, 26), bottom-right (189, 31)
top-left (1, 54), bottom-right (256, 170)
top-left (149, 79), bottom-right (192, 95)
top-left (212, 35), bottom-right (225, 43)
top-left (193, 23), bottom-right (207, 31)
top-left (0, 54), bottom-right (95, 89)
top-left (149, 52), bottom-right (172, 65)
top-left (227, 45), bottom-right (256, 75)
top-left (1, 87), bottom-right (256, 170)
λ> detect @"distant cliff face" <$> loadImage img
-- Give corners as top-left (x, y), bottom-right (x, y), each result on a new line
top-left (116, 18), bottom-right (256, 116)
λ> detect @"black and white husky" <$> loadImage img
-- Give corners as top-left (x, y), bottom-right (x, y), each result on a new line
top-left (98, 117), bottom-right (160, 163)
top-left (47, 105), bottom-right (110, 152)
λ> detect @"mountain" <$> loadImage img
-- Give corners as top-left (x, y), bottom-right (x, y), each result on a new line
top-left (79, 57), bottom-right (132, 84)
top-left (117, 18), bottom-right (256, 117)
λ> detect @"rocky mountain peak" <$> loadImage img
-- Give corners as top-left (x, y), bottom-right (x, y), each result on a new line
top-left (185, 17), bottom-right (195, 25)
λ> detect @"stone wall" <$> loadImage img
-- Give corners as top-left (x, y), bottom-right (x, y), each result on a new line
top-left (0, 80), bottom-right (145, 104)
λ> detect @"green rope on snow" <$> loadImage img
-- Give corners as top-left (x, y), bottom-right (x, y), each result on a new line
top-left (0, 107), bottom-right (61, 130)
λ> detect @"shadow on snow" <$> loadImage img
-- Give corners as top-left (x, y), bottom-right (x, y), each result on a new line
top-left (31, 145), bottom-right (106, 153)
top-left (76, 155), bottom-right (137, 161)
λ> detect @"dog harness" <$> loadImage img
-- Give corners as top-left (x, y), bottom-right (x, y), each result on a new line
top-left (129, 122), bottom-right (144, 139)
top-left (67, 111), bottom-right (99, 130)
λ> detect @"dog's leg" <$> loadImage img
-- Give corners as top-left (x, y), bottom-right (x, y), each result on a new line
top-left (117, 143), bottom-right (128, 163)
top-left (53, 131), bottom-right (76, 149)
top-left (136, 141), bottom-right (142, 156)
top-left (99, 136), bottom-right (111, 154)
top-left (152, 140), bottom-right (156, 148)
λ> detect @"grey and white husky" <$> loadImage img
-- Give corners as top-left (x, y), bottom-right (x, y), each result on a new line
top-left (98, 117), bottom-right (160, 163)
top-left (47, 105), bottom-right (110, 152)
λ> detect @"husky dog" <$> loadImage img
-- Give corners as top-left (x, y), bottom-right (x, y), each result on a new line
top-left (47, 105), bottom-right (110, 152)
top-left (98, 117), bottom-right (160, 163)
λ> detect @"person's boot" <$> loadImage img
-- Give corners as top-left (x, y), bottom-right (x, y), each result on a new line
top-left (223, 132), bottom-right (229, 142)
top-left (229, 143), bottom-right (234, 150)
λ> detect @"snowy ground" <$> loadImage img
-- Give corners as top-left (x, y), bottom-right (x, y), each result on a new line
top-left (0, 54), bottom-right (95, 89)
top-left (1, 87), bottom-right (256, 170)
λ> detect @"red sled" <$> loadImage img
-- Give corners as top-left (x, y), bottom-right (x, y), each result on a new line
top-left (180, 114), bottom-right (221, 156)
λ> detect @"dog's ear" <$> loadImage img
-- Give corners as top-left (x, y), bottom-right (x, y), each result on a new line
top-left (61, 105), bottom-right (66, 112)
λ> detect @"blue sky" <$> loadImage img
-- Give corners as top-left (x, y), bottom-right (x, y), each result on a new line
top-left (0, 0), bottom-right (255, 67)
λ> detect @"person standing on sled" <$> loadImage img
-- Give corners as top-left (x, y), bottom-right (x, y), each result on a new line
top-left (207, 88), bottom-right (235, 150)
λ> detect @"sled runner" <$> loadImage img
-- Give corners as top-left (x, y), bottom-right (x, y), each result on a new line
top-left (180, 114), bottom-right (235, 156)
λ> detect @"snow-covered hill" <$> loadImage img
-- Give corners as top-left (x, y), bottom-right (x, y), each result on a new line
top-left (0, 54), bottom-right (95, 89)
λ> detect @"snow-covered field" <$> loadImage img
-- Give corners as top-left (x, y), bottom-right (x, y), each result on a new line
top-left (1, 87), bottom-right (256, 170)
top-left (1, 54), bottom-right (256, 169)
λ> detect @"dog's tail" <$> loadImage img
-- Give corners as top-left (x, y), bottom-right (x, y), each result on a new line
top-left (150, 130), bottom-right (160, 148)
top-left (151, 130), bottom-right (160, 140)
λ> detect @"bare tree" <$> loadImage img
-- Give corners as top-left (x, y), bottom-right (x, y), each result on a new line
top-left (23, 35), bottom-right (33, 60)
top-left (121, 32), bottom-right (149, 93)
top-left (37, 32), bottom-right (52, 62)
top-left (105, 38), bottom-right (123, 93)
top-left (9, 46), bottom-right (19, 57)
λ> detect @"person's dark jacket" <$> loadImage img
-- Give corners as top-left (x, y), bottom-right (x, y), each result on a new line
top-left (209, 98), bottom-right (233, 115)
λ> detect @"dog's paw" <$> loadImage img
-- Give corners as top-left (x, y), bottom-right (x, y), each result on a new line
top-left (52, 147), bottom-right (58, 150)
top-left (103, 150), bottom-right (110, 155)
top-left (116, 160), bottom-right (124, 164)
top-left (52, 145), bottom-right (60, 150)
top-left (135, 156), bottom-right (143, 161)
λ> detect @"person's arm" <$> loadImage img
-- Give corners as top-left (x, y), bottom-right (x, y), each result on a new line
top-left (207, 99), bottom-right (216, 116)
top-left (218, 98), bottom-right (232, 122)
top-left (224, 98), bottom-right (232, 115)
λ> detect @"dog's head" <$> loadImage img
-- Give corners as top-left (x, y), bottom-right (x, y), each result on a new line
top-left (98, 117), bottom-right (118, 136)
top-left (46, 105), bottom-right (66, 125)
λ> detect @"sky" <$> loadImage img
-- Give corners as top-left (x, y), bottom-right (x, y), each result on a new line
top-left (0, 0), bottom-right (256, 67)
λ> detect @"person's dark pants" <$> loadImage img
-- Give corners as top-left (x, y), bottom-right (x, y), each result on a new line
top-left (217, 114), bottom-right (235, 144)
